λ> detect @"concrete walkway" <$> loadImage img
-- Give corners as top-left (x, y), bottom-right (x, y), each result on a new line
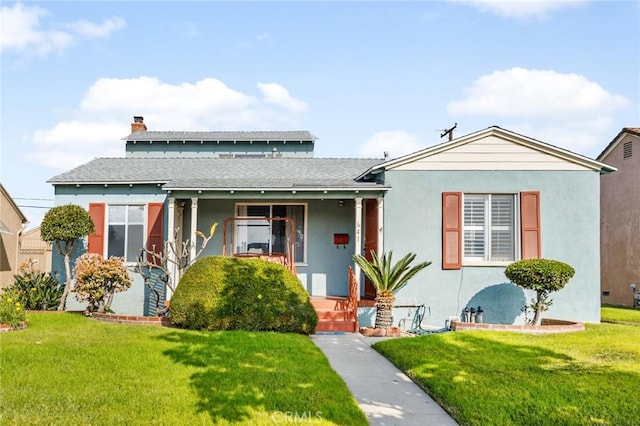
top-left (312, 333), bottom-right (458, 426)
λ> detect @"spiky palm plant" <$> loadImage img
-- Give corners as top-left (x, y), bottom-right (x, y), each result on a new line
top-left (353, 251), bottom-right (431, 329)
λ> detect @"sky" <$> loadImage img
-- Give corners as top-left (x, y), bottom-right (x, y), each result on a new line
top-left (1, 0), bottom-right (639, 229)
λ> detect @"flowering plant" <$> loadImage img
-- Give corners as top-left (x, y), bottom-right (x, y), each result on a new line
top-left (11, 259), bottom-right (63, 311)
top-left (74, 253), bottom-right (132, 313)
top-left (0, 290), bottom-right (26, 329)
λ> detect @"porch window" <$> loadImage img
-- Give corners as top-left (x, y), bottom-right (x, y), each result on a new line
top-left (463, 194), bottom-right (516, 263)
top-left (235, 204), bottom-right (306, 263)
top-left (107, 205), bottom-right (145, 262)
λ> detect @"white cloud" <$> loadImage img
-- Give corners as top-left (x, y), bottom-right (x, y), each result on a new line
top-left (0, 3), bottom-right (125, 56)
top-left (257, 82), bottom-right (308, 113)
top-left (450, 0), bottom-right (586, 19)
top-left (31, 121), bottom-right (125, 169)
top-left (66, 17), bottom-right (126, 38)
top-left (0, 3), bottom-right (72, 55)
top-left (359, 131), bottom-right (425, 159)
top-left (447, 67), bottom-right (629, 155)
top-left (29, 77), bottom-right (308, 170)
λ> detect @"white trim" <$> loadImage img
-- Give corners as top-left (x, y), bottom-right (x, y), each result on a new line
top-left (166, 198), bottom-right (176, 300)
top-left (190, 198), bottom-right (198, 262)
top-left (354, 198), bottom-right (363, 300)
top-left (162, 186), bottom-right (389, 192)
top-left (377, 197), bottom-right (384, 256)
top-left (104, 203), bottom-right (146, 264)
top-left (461, 193), bottom-right (519, 265)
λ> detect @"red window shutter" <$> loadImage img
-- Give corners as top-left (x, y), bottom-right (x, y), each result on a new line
top-left (147, 202), bottom-right (164, 263)
top-left (87, 203), bottom-right (105, 255)
top-left (520, 191), bottom-right (541, 259)
top-left (442, 192), bottom-right (462, 269)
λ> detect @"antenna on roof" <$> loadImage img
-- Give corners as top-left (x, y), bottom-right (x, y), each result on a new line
top-left (440, 123), bottom-right (457, 141)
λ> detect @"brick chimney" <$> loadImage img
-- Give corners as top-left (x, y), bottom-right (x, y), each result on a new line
top-left (131, 116), bottom-right (147, 133)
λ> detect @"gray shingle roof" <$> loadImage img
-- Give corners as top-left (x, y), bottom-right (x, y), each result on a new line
top-left (124, 130), bottom-right (316, 142)
top-left (48, 157), bottom-right (386, 190)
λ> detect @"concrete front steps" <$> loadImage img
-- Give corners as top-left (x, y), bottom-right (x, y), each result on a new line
top-left (311, 296), bottom-right (358, 333)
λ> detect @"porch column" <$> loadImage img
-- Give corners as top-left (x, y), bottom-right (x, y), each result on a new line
top-left (377, 197), bottom-right (384, 255)
top-left (354, 197), bottom-right (363, 300)
top-left (166, 198), bottom-right (177, 299)
top-left (190, 198), bottom-right (198, 262)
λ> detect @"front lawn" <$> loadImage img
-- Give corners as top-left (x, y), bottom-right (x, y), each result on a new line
top-left (374, 307), bottom-right (640, 426)
top-left (0, 313), bottom-right (366, 425)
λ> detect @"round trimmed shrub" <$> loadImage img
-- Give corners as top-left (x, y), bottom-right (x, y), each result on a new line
top-left (170, 256), bottom-right (318, 334)
top-left (504, 258), bottom-right (575, 294)
top-left (504, 258), bottom-right (575, 325)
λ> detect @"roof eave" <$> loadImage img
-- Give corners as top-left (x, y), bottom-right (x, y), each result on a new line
top-left (48, 180), bottom-right (169, 186)
top-left (162, 186), bottom-right (390, 192)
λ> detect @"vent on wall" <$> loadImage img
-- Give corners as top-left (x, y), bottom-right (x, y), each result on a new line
top-left (623, 141), bottom-right (633, 159)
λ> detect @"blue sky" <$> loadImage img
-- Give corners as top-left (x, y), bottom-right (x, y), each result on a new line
top-left (1, 0), bottom-right (639, 228)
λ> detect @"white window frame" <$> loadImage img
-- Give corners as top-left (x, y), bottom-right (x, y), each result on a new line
top-left (462, 194), bottom-right (520, 266)
top-left (234, 202), bottom-right (308, 265)
top-left (105, 204), bottom-right (146, 264)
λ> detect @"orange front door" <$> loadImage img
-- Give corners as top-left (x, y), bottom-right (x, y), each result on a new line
top-left (363, 199), bottom-right (378, 299)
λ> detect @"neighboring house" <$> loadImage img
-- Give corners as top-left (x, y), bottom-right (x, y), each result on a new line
top-left (0, 183), bottom-right (28, 287)
top-left (18, 227), bottom-right (53, 275)
top-left (48, 117), bottom-right (613, 326)
top-left (598, 127), bottom-right (640, 307)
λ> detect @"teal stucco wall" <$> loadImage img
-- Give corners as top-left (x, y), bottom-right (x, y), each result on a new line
top-left (380, 169), bottom-right (602, 328)
top-left (52, 186), bottom-right (167, 315)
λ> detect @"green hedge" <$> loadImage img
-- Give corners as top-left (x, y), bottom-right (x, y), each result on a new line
top-left (170, 256), bottom-right (318, 334)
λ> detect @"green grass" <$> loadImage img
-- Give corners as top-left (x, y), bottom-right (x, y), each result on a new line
top-left (601, 305), bottom-right (640, 326)
top-left (0, 312), bottom-right (367, 425)
top-left (374, 307), bottom-right (640, 426)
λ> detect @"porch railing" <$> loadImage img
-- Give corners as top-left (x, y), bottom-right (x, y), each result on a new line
top-left (222, 216), bottom-right (297, 274)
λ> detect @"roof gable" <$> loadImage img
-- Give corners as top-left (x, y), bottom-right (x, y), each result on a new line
top-left (597, 127), bottom-right (640, 161)
top-left (0, 183), bottom-right (27, 224)
top-left (363, 126), bottom-right (615, 176)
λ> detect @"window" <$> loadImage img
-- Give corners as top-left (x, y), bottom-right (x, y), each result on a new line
top-left (442, 191), bottom-right (540, 269)
top-left (235, 204), bottom-right (306, 263)
top-left (107, 205), bottom-right (145, 262)
top-left (463, 194), bottom-right (515, 262)
top-left (88, 203), bottom-right (164, 263)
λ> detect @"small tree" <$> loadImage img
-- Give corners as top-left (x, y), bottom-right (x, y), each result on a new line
top-left (41, 204), bottom-right (95, 310)
top-left (504, 258), bottom-right (575, 326)
top-left (353, 251), bottom-right (431, 329)
top-left (74, 253), bottom-right (132, 313)
top-left (132, 223), bottom-right (217, 314)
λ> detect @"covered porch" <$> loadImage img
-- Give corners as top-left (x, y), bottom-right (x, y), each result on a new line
top-left (163, 192), bottom-right (387, 304)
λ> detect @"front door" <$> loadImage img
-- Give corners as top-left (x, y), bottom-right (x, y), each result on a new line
top-left (364, 199), bottom-right (378, 299)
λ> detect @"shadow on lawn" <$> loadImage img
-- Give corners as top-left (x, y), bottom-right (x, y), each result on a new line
top-left (159, 330), bottom-right (271, 423)
top-left (157, 330), bottom-right (334, 424)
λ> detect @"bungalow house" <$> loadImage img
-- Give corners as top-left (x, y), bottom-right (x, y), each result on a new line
top-left (598, 128), bottom-right (640, 307)
top-left (49, 117), bottom-right (614, 329)
top-left (0, 183), bottom-right (28, 288)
